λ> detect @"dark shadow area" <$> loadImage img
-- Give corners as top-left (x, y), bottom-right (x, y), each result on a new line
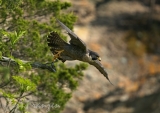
top-left (91, 2), bottom-right (160, 55)
top-left (83, 73), bottom-right (160, 113)
top-left (83, 88), bottom-right (123, 112)
top-left (91, 12), bottom-right (160, 31)
top-left (95, 0), bottom-right (160, 8)
top-left (95, 0), bottom-right (110, 8)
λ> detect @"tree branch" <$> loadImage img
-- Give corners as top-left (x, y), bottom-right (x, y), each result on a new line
top-left (9, 91), bottom-right (24, 113)
top-left (0, 56), bottom-right (56, 72)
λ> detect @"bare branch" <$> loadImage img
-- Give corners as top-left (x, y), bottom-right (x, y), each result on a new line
top-left (0, 56), bottom-right (56, 72)
top-left (9, 91), bottom-right (24, 113)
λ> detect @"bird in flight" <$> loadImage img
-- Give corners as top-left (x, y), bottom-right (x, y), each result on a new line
top-left (47, 19), bottom-right (112, 84)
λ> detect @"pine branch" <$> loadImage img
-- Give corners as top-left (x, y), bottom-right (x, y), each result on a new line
top-left (0, 56), bottom-right (56, 72)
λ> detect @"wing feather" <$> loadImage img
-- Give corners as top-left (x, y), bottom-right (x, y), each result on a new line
top-left (56, 19), bottom-right (87, 52)
top-left (89, 60), bottom-right (113, 85)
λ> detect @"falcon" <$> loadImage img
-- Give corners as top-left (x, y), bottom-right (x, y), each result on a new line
top-left (47, 19), bottom-right (112, 84)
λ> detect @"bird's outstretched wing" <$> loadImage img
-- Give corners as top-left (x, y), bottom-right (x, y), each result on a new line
top-left (89, 60), bottom-right (113, 85)
top-left (56, 19), bottom-right (87, 52)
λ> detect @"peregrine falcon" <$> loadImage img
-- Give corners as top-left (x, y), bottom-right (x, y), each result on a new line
top-left (47, 19), bottom-right (112, 84)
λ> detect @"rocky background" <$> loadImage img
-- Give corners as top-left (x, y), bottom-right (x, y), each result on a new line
top-left (62, 0), bottom-right (160, 113)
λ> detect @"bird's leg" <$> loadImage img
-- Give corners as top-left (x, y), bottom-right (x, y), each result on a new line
top-left (53, 50), bottom-right (64, 61)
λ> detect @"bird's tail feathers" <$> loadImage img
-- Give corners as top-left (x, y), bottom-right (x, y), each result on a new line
top-left (47, 31), bottom-right (67, 48)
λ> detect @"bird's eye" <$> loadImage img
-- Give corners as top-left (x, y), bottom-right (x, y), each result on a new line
top-left (92, 57), bottom-right (97, 60)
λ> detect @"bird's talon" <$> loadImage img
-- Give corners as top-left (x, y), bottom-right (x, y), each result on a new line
top-left (53, 50), bottom-right (64, 61)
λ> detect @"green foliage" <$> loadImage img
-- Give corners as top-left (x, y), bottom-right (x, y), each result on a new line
top-left (0, 0), bottom-right (87, 113)
top-left (0, 67), bottom-right (10, 84)
top-left (1, 30), bottom-right (26, 45)
top-left (12, 76), bottom-right (36, 92)
top-left (0, 89), bottom-right (15, 99)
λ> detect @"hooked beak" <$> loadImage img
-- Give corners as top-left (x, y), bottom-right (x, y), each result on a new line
top-left (98, 57), bottom-right (101, 61)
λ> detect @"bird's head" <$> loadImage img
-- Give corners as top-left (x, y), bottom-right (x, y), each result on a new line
top-left (89, 50), bottom-right (101, 61)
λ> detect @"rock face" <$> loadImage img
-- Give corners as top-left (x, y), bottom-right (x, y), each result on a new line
top-left (62, 1), bottom-right (160, 113)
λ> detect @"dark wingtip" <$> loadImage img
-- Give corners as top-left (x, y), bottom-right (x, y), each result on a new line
top-left (107, 78), bottom-right (114, 86)
top-left (105, 73), bottom-right (114, 85)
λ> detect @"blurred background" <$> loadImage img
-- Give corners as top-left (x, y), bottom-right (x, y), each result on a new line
top-left (62, 0), bottom-right (160, 113)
